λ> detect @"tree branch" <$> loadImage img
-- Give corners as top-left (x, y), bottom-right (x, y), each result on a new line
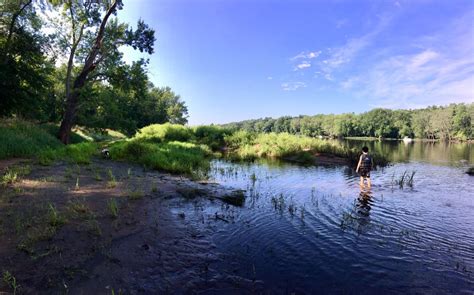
top-left (3, 0), bottom-right (33, 62)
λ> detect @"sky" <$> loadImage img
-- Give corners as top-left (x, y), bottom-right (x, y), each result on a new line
top-left (118, 0), bottom-right (474, 125)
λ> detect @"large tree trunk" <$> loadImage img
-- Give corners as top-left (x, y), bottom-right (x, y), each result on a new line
top-left (58, 72), bottom-right (88, 144)
top-left (58, 0), bottom-right (118, 144)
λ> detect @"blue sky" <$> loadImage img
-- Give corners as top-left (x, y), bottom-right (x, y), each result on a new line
top-left (118, 0), bottom-right (474, 125)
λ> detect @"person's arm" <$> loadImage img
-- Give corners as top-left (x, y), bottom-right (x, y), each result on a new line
top-left (356, 155), bottom-right (362, 172)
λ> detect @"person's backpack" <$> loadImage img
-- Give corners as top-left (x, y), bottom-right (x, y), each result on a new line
top-left (361, 154), bottom-right (372, 169)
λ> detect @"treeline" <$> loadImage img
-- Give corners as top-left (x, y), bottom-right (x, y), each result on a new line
top-left (222, 104), bottom-right (473, 140)
top-left (0, 0), bottom-right (187, 139)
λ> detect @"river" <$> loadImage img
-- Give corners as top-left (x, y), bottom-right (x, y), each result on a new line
top-left (172, 140), bottom-right (474, 293)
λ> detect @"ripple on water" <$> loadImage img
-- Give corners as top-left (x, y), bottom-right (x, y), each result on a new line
top-left (205, 159), bottom-right (474, 293)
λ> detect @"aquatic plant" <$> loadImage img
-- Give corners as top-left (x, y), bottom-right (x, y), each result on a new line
top-left (271, 194), bottom-right (285, 212)
top-left (393, 170), bottom-right (416, 188)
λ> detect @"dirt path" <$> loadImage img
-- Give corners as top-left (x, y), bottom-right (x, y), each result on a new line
top-left (0, 159), bottom-right (253, 294)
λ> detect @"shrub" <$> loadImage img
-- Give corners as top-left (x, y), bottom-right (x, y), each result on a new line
top-left (224, 130), bottom-right (256, 149)
top-left (134, 123), bottom-right (194, 143)
top-left (193, 125), bottom-right (231, 150)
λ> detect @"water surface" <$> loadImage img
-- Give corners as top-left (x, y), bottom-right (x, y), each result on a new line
top-left (181, 141), bottom-right (474, 293)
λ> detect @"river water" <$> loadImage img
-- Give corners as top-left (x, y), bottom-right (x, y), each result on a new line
top-left (178, 141), bottom-right (474, 293)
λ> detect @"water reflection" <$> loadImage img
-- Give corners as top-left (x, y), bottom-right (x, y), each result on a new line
top-left (334, 139), bottom-right (473, 166)
top-left (356, 189), bottom-right (372, 217)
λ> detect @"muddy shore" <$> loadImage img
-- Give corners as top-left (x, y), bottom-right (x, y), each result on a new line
top-left (0, 159), bottom-right (257, 294)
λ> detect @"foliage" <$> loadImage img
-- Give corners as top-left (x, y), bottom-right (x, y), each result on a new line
top-left (222, 104), bottom-right (473, 141)
top-left (0, 0), bottom-right (54, 120)
top-left (226, 132), bottom-right (355, 161)
top-left (224, 130), bottom-right (257, 149)
top-left (193, 125), bottom-right (232, 150)
top-left (134, 123), bottom-right (194, 143)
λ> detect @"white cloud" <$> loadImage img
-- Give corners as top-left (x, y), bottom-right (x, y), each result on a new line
top-left (322, 17), bottom-right (389, 71)
top-left (281, 82), bottom-right (306, 91)
top-left (295, 61), bottom-right (311, 70)
top-left (345, 48), bottom-right (474, 108)
top-left (324, 73), bottom-right (334, 81)
top-left (267, 76), bottom-right (273, 80)
top-left (291, 51), bottom-right (321, 61)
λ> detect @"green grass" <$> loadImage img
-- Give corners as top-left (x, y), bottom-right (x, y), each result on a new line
top-left (0, 119), bottom-right (99, 165)
top-left (225, 131), bottom-right (356, 161)
top-left (110, 139), bottom-right (211, 176)
top-left (0, 119), bottom-right (63, 160)
top-left (1, 165), bottom-right (31, 186)
top-left (2, 271), bottom-right (19, 295)
top-left (40, 123), bottom-right (87, 144)
top-left (37, 142), bottom-right (98, 165)
top-left (107, 198), bottom-right (119, 218)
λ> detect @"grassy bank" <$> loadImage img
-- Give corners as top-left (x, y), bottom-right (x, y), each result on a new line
top-left (110, 140), bottom-right (211, 176)
top-left (224, 131), bottom-right (363, 164)
top-left (107, 123), bottom-right (230, 176)
top-left (0, 120), bottom-right (99, 165)
top-left (1, 120), bottom-right (384, 177)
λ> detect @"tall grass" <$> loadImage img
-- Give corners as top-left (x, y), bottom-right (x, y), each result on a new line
top-left (0, 119), bottom-right (98, 164)
top-left (39, 123), bottom-right (87, 144)
top-left (110, 140), bottom-right (211, 176)
top-left (0, 120), bottom-right (63, 159)
top-left (37, 142), bottom-right (98, 165)
top-left (225, 131), bottom-right (357, 161)
top-left (134, 123), bottom-right (194, 143)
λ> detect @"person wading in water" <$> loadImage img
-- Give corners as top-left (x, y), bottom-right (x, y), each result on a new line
top-left (356, 146), bottom-right (373, 189)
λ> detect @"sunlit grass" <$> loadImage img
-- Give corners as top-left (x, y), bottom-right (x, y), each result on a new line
top-left (110, 139), bottom-right (211, 176)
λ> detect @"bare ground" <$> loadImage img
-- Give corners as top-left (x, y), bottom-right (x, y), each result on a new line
top-left (0, 159), bottom-right (257, 294)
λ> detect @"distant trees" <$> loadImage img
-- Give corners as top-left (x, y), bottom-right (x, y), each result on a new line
top-left (0, 0), bottom-right (189, 139)
top-left (222, 103), bottom-right (474, 141)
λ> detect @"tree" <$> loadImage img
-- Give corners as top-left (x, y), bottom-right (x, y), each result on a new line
top-left (0, 0), bottom-right (54, 119)
top-left (48, 0), bottom-right (155, 143)
top-left (452, 104), bottom-right (472, 139)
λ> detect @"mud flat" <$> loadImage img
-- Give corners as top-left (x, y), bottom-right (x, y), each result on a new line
top-left (0, 159), bottom-right (254, 294)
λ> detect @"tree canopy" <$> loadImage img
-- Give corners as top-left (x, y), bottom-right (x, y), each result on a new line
top-left (0, 0), bottom-right (188, 139)
top-left (222, 104), bottom-right (473, 140)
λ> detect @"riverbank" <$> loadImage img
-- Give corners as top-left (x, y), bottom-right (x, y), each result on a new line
top-left (343, 136), bottom-right (473, 143)
top-left (0, 158), bottom-right (248, 293)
